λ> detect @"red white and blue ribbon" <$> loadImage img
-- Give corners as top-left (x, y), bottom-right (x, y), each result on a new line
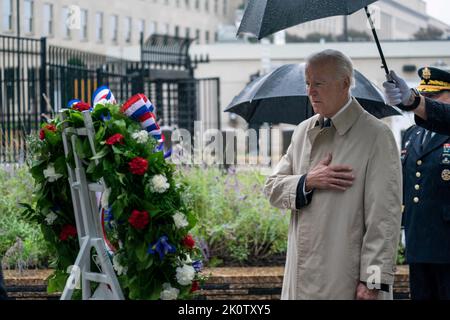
top-left (67, 99), bottom-right (81, 108)
top-left (92, 85), bottom-right (116, 106)
top-left (67, 88), bottom-right (170, 157)
top-left (121, 93), bottom-right (162, 142)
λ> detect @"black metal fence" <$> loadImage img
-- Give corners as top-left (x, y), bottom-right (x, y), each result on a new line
top-left (0, 35), bottom-right (44, 162)
top-left (0, 34), bottom-right (219, 163)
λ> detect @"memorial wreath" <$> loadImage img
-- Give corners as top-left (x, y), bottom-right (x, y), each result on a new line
top-left (22, 87), bottom-right (204, 299)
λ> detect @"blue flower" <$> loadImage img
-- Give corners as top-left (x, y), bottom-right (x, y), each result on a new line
top-left (103, 207), bottom-right (114, 229)
top-left (192, 260), bottom-right (203, 272)
top-left (164, 148), bottom-right (172, 159)
top-left (147, 235), bottom-right (176, 260)
top-left (100, 111), bottom-right (111, 121)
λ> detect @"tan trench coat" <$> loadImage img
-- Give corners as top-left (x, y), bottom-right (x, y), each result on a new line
top-left (264, 99), bottom-right (402, 300)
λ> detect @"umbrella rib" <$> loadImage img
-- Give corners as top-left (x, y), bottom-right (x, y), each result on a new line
top-left (257, 0), bottom-right (270, 40)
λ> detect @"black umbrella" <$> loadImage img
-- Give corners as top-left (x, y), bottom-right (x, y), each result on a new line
top-left (237, 0), bottom-right (391, 75)
top-left (224, 63), bottom-right (400, 125)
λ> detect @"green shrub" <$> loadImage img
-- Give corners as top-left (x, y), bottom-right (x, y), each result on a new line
top-left (0, 165), bottom-right (51, 269)
top-left (180, 166), bottom-right (289, 266)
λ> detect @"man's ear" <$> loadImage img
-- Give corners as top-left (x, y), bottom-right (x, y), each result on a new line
top-left (342, 76), bottom-right (351, 91)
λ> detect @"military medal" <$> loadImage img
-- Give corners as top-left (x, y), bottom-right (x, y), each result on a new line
top-left (442, 144), bottom-right (450, 165)
top-left (442, 169), bottom-right (450, 181)
top-left (401, 149), bottom-right (407, 161)
top-left (443, 144), bottom-right (450, 153)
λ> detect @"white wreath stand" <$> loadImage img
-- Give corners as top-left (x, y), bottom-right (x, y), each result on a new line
top-left (60, 110), bottom-right (124, 300)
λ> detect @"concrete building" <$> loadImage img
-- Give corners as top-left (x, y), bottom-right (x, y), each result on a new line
top-left (0, 0), bottom-right (242, 57)
top-left (272, 0), bottom-right (450, 41)
top-left (190, 40), bottom-right (450, 151)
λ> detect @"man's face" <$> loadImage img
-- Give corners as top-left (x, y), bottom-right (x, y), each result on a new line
top-left (430, 91), bottom-right (450, 104)
top-left (305, 60), bottom-right (350, 118)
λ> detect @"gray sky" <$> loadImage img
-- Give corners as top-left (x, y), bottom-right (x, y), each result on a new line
top-left (424, 0), bottom-right (450, 24)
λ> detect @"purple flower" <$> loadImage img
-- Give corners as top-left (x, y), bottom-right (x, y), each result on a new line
top-left (192, 260), bottom-right (203, 272)
top-left (196, 238), bottom-right (210, 263)
top-left (147, 235), bottom-right (176, 260)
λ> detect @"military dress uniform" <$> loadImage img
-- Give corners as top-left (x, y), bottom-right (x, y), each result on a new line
top-left (414, 66), bottom-right (450, 136)
top-left (401, 67), bottom-right (450, 300)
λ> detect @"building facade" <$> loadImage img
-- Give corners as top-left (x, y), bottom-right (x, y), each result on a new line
top-left (279, 0), bottom-right (449, 41)
top-left (0, 0), bottom-right (243, 56)
top-left (190, 40), bottom-right (450, 151)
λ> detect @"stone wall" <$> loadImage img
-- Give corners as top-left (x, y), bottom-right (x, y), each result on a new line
top-left (3, 266), bottom-right (410, 300)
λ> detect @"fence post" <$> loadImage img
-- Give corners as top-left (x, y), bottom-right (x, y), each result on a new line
top-left (39, 37), bottom-right (47, 116)
top-left (96, 67), bottom-right (103, 88)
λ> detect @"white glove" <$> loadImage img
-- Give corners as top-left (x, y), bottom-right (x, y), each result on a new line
top-left (382, 70), bottom-right (412, 106)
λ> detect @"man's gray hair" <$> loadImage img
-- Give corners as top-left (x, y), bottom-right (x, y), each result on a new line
top-left (306, 49), bottom-right (355, 87)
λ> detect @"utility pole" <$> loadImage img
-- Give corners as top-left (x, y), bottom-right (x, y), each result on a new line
top-left (16, 0), bottom-right (20, 37)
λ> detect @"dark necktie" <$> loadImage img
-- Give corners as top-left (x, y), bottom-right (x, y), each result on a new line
top-left (421, 129), bottom-right (432, 151)
top-left (322, 118), bottom-right (332, 128)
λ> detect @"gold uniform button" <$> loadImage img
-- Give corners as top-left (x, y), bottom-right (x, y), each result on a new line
top-left (416, 172), bottom-right (421, 178)
top-left (417, 160), bottom-right (422, 165)
top-left (415, 184), bottom-right (420, 190)
top-left (413, 197), bottom-right (419, 203)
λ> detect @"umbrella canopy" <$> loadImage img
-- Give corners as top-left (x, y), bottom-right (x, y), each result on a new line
top-left (238, 0), bottom-right (378, 40)
top-left (224, 63), bottom-right (400, 125)
top-left (237, 0), bottom-right (391, 75)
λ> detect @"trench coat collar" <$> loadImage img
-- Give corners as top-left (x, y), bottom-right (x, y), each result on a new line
top-left (314, 97), bottom-right (363, 136)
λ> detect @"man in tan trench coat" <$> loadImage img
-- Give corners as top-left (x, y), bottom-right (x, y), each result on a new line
top-left (264, 50), bottom-right (402, 300)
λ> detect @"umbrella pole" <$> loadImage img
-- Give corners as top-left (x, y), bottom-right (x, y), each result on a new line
top-left (364, 6), bottom-right (390, 76)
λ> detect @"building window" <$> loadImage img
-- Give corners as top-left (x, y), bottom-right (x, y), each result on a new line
top-left (223, 0), bottom-right (227, 16)
top-left (195, 29), bottom-right (200, 44)
top-left (205, 30), bottom-right (210, 43)
top-left (24, 0), bottom-right (33, 34)
top-left (110, 15), bottom-right (118, 43)
top-left (80, 9), bottom-right (88, 41)
top-left (185, 27), bottom-right (190, 39)
top-left (148, 21), bottom-right (157, 36)
top-left (139, 19), bottom-right (145, 41)
top-left (43, 3), bottom-right (53, 36)
top-left (124, 17), bottom-right (132, 43)
top-left (214, 0), bottom-right (218, 14)
top-left (61, 7), bottom-right (70, 38)
top-left (214, 30), bottom-right (218, 42)
top-left (205, 0), bottom-right (209, 12)
top-left (176, 0), bottom-right (180, 7)
top-left (174, 25), bottom-right (180, 38)
top-left (161, 23), bottom-right (169, 35)
top-left (195, 0), bottom-right (199, 10)
top-left (96, 12), bottom-right (103, 42)
top-left (2, 0), bottom-right (13, 31)
top-left (185, 0), bottom-right (189, 9)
